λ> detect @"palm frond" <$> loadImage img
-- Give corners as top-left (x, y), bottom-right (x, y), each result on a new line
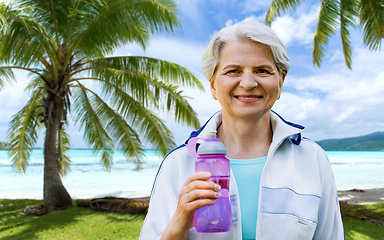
top-left (0, 2), bottom-right (9, 33)
top-left (0, 66), bottom-right (15, 90)
top-left (87, 62), bottom-right (153, 106)
top-left (359, 0), bottom-right (384, 50)
top-left (136, 109), bottom-right (176, 157)
top-left (57, 125), bottom-right (71, 176)
top-left (146, 79), bottom-right (200, 129)
top-left (144, 57), bottom-right (204, 90)
top-left (265, 0), bottom-right (305, 26)
top-left (84, 56), bottom-right (202, 115)
top-left (68, 0), bottom-right (179, 59)
top-left (22, 0), bottom-right (73, 48)
top-left (24, 74), bottom-right (46, 93)
top-left (0, 2), bottom-right (56, 68)
top-left (313, 0), bottom-right (340, 67)
top-left (7, 88), bottom-right (44, 172)
top-left (71, 84), bottom-right (114, 170)
top-left (340, 0), bottom-right (358, 69)
top-left (89, 56), bottom-right (203, 90)
top-left (88, 56), bottom-right (201, 128)
top-left (90, 92), bottom-right (146, 164)
top-left (102, 81), bottom-right (176, 156)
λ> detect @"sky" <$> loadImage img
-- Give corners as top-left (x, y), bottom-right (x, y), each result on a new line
top-left (0, 0), bottom-right (383, 148)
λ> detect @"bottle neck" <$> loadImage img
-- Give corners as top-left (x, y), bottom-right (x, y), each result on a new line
top-left (197, 154), bottom-right (227, 159)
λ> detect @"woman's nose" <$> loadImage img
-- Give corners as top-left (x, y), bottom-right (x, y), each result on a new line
top-left (239, 72), bottom-right (258, 90)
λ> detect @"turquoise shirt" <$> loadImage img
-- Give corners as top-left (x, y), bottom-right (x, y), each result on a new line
top-left (229, 156), bottom-right (267, 240)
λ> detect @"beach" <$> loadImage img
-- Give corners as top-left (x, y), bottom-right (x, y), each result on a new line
top-left (338, 188), bottom-right (384, 205)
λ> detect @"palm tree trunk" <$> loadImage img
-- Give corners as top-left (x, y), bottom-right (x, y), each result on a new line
top-left (43, 107), bottom-right (72, 211)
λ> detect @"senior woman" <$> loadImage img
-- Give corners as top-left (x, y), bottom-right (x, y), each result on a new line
top-left (140, 21), bottom-right (344, 240)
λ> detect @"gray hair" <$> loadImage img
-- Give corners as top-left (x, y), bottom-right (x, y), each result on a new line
top-left (202, 20), bottom-right (290, 80)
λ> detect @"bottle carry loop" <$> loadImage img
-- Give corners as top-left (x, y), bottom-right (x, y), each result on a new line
top-left (186, 137), bottom-right (203, 159)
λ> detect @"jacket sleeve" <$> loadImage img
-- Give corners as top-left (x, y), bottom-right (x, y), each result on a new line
top-left (139, 148), bottom-right (192, 240)
top-left (313, 149), bottom-right (345, 240)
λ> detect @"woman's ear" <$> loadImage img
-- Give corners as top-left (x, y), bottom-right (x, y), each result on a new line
top-left (209, 78), bottom-right (217, 99)
top-left (279, 72), bottom-right (286, 87)
top-left (277, 72), bottom-right (286, 99)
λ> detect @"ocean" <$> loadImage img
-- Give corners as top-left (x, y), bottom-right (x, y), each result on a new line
top-left (1, 149), bottom-right (384, 199)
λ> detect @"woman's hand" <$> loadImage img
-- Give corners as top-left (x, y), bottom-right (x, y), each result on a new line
top-left (160, 172), bottom-right (221, 240)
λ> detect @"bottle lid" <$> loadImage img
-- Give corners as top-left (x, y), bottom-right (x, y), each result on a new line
top-left (197, 131), bottom-right (227, 155)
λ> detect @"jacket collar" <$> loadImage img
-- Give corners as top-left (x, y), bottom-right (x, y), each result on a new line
top-left (185, 110), bottom-right (304, 147)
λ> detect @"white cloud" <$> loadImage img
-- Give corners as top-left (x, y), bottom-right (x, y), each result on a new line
top-left (176, 0), bottom-right (202, 24)
top-left (115, 37), bottom-right (206, 79)
top-left (274, 46), bottom-right (384, 140)
top-left (225, 19), bottom-right (234, 27)
top-left (271, 6), bottom-right (319, 46)
top-left (0, 70), bottom-right (31, 121)
top-left (333, 107), bottom-right (357, 123)
top-left (225, 15), bottom-right (266, 27)
top-left (220, 5), bottom-right (318, 47)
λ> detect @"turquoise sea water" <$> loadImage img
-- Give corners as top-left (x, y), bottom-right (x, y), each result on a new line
top-left (1, 150), bottom-right (384, 199)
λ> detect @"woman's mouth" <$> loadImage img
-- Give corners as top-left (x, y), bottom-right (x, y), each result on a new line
top-left (235, 95), bottom-right (262, 102)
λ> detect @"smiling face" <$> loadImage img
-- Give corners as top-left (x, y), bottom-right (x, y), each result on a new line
top-left (210, 40), bottom-right (285, 120)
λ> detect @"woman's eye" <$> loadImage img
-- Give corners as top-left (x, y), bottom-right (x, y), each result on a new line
top-left (257, 69), bottom-right (270, 74)
top-left (226, 69), bottom-right (239, 74)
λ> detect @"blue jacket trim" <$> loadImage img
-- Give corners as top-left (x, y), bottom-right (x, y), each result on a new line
top-left (271, 110), bottom-right (305, 130)
top-left (150, 144), bottom-right (186, 196)
top-left (184, 110), bottom-right (220, 144)
top-left (290, 133), bottom-right (302, 145)
top-left (185, 110), bottom-right (304, 146)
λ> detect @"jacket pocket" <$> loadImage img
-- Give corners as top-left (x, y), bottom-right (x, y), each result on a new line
top-left (285, 214), bottom-right (317, 240)
top-left (260, 187), bottom-right (319, 239)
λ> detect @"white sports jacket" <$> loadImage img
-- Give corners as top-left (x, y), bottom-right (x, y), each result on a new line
top-left (140, 110), bottom-right (344, 240)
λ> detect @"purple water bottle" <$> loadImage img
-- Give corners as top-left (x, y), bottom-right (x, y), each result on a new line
top-left (187, 131), bottom-right (231, 233)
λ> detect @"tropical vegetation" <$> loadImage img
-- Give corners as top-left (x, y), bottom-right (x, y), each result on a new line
top-left (0, 0), bottom-right (203, 211)
top-left (266, 0), bottom-right (384, 69)
top-left (0, 141), bottom-right (8, 150)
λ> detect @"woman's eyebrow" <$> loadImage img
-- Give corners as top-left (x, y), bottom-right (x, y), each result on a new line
top-left (255, 64), bottom-right (274, 69)
top-left (221, 64), bottom-right (276, 72)
top-left (222, 64), bottom-right (241, 70)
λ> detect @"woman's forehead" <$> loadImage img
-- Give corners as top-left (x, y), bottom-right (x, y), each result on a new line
top-left (218, 41), bottom-right (275, 67)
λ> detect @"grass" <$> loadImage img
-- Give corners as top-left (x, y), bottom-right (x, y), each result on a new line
top-left (1, 199), bottom-right (383, 239)
top-left (340, 202), bottom-right (384, 240)
top-left (0, 199), bottom-right (144, 239)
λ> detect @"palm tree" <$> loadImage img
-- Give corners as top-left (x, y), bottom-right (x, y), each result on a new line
top-left (0, 0), bottom-right (203, 211)
top-left (266, 0), bottom-right (384, 69)
top-left (0, 141), bottom-right (8, 150)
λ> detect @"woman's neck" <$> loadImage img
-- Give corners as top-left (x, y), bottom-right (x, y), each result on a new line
top-left (217, 112), bottom-right (273, 159)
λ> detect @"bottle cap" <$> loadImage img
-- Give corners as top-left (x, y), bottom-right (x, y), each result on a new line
top-left (197, 131), bottom-right (227, 155)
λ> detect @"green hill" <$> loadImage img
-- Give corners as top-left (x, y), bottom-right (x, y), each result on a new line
top-left (316, 131), bottom-right (384, 151)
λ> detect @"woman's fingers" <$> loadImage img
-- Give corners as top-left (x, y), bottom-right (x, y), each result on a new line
top-left (183, 189), bottom-right (220, 210)
top-left (184, 171), bottom-right (212, 185)
top-left (162, 172), bottom-right (222, 237)
top-left (181, 172), bottom-right (221, 200)
top-left (184, 179), bottom-right (221, 195)
top-left (184, 172), bottom-right (221, 192)
top-left (178, 172), bottom-right (221, 213)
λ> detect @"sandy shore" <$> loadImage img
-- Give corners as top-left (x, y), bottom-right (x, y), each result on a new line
top-left (338, 188), bottom-right (384, 205)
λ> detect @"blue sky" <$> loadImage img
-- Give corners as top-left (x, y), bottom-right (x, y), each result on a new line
top-left (1, 0), bottom-right (383, 148)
